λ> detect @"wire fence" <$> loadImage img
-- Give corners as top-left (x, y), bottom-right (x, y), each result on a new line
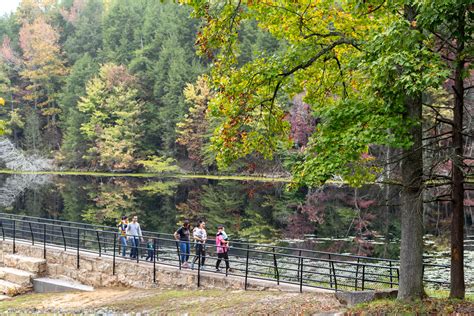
top-left (0, 213), bottom-right (454, 292)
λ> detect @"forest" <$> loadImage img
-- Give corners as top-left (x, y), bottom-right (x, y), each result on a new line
top-left (0, 0), bottom-right (473, 301)
top-left (0, 0), bottom-right (287, 174)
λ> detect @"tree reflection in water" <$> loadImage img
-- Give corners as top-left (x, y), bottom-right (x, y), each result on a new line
top-left (0, 174), bottom-right (468, 259)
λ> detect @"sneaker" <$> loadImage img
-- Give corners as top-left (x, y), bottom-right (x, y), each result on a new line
top-left (182, 262), bottom-right (189, 268)
top-left (215, 268), bottom-right (221, 272)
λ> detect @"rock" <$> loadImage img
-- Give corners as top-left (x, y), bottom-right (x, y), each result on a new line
top-left (0, 279), bottom-right (28, 296)
top-left (335, 291), bottom-right (375, 306)
top-left (0, 267), bottom-right (35, 286)
top-left (335, 289), bottom-right (398, 306)
top-left (3, 254), bottom-right (46, 275)
top-left (374, 289), bottom-right (398, 300)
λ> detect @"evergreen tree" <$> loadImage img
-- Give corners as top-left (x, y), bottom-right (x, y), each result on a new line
top-left (59, 54), bottom-right (98, 167)
top-left (23, 109), bottom-right (41, 152)
top-left (102, 0), bottom-right (145, 65)
top-left (62, 0), bottom-right (104, 64)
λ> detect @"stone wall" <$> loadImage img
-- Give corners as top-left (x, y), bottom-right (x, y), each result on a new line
top-left (0, 240), bottom-right (312, 292)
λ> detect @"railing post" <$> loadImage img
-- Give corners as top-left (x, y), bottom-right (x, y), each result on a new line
top-left (13, 220), bottom-right (16, 254)
top-left (197, 250), bottom-right (201, 288)
top-left (328, 254), bottom-right (332, 288)
top-left (396, 267), bottom-right (399, 287)
top-left (176, 241), bottom-right (181, 270)
top-left (153, 238), bottom-right (157, 283)
top-left (96, 231), bottom-right (101, 257)
top-left (61, 227), bottom-right (66, 251)
top-left (297, 250), bottom-right (302, 285)
top-left (28, 222), bottom-right (34, 245)
top-left (300, 257), bottom-right (304, 293)
top-left (331, 261), bottom-right (337, 292)
top-left (76, 229), bottom-right (80, 269)
top-left (244, 245), bottom-right (250, 290)
top-left (156, 234), bottom-right (160, 261)
top-left (113, 233), bottom-right (116, 275)
top-left (136, 237), bottom-right (139, 264)
top-left (422, 263), bottom-right (425, 283)
top-left (389, 261), bottom-right (393, 288)
top-left (355, 258), bottom-right (360, 290)
top-left (272, 247), bottom-right (279, 285)
top-left (0, 220), bottom-right (4, 240)
top-left (43, 223), bottom-right (46, 259)
top-left (103, 232), bottom-right (107, 253)
top-left (362, 265), bottom-right (366, 291)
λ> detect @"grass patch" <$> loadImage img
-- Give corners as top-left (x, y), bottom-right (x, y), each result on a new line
top-left (0, 289), bottom-right (342, 314)
top-left (104, 289), bottom-right (275, 313)
top-left (0, 292), bottom-right (59, 310)
top-left (348, 296), bottom-right (474, 315)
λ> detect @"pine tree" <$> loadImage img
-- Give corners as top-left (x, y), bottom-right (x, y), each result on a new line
top-left (62, 0), bottom-right (104, 64)
top-left (102, 0), bottom-right (145, 65)
top-left (23, 109), bottom-right (41, 152)
top-left (59, 54), bottom-right (98, 167)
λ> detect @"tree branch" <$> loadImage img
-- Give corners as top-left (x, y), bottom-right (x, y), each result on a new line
top-left (278, 38), bottom-right (359, 77)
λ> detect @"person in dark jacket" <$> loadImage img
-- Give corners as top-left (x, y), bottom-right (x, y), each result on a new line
top-left (174, 219), bottom-right (191, 268)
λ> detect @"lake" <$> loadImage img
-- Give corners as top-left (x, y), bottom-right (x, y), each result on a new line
top-left (0, 172), bottom-right (472, 261)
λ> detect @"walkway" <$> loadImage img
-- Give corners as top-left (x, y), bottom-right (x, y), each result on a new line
top-left (0, 212), bottom-right (459, 292)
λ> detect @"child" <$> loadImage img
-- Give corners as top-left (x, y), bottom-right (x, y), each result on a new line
top-left (146, 238), bottom-right (155, 261)
top-left (117, 216), bottom-right (128, 256)
top-left (220, 230), bottom-right (228, 242)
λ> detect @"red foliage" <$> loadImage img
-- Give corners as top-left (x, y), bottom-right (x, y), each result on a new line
top-left (0, 37), bottom-right (20, 65)
top-left (60, 0), bottom-right (86, 25)
top-left (288, 92), bottom-right (317, 148)
top-left (285, 212), bottom-right (314, 238)
top-left (299, 190), bottom-right (328, 224)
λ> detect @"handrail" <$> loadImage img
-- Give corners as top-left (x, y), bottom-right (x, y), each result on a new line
top-left (0, 215), bottom-right (462, 293)
top-left (0, 212), bottom-right (400, 263)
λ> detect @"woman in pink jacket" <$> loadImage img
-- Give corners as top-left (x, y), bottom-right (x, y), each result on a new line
top-left (215, 224), bottom-right (230, 272)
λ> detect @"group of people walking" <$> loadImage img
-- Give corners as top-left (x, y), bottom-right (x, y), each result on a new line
top-left (174, 219), bottom-right (230, 272)
top-left (117, 216), bottom-right (230, 272)
top-left (117, 215), bottom-right (155, 261)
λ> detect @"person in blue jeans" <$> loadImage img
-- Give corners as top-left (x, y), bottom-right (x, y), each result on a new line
top-left (126, 215), bottom-right (144, 259)
top-left (117, 216), bottom-right (128, 256)
top-left (174, 219), bottom-right (191, 268)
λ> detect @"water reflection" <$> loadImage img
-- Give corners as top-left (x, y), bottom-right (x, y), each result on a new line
top-left (0, 173), bottom-right (467, 259)
top-left (0, 174), bottom-right (52, 208)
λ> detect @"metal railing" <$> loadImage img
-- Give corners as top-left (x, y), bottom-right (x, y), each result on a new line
top-left (0, 213), bottom-right (453, 292)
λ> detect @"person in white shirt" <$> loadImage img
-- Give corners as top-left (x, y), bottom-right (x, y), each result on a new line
top-left (191, 220), bottom-right (207, 269)
top-left (126, 215), bottom-right (144, 259)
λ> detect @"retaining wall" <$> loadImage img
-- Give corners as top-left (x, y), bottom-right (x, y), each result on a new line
top-left (0, 240), bottom-right (320, 292)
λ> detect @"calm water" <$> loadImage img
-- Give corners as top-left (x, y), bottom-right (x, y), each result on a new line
top-left (0, 173), bottom-right (470, 260)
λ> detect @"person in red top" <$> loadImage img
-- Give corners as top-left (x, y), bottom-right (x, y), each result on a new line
top-left (215, 225), bottom-right (230, 272)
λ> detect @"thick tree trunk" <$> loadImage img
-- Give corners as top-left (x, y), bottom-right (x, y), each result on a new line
top-left (450, 6), bottom-right (465, 299)
top-left (398, 93), bottom-right (425, 300)
top-left (398, 5), bottom-right (425, 300)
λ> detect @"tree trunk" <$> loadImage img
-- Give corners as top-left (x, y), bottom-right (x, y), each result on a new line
top-left (398, 93), bottom-right (425, 300)
top-left (450, 5), bottom-right (465, 299)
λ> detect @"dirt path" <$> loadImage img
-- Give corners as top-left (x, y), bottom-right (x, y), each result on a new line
top-left (0, 288), bottom-right (343, 315)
